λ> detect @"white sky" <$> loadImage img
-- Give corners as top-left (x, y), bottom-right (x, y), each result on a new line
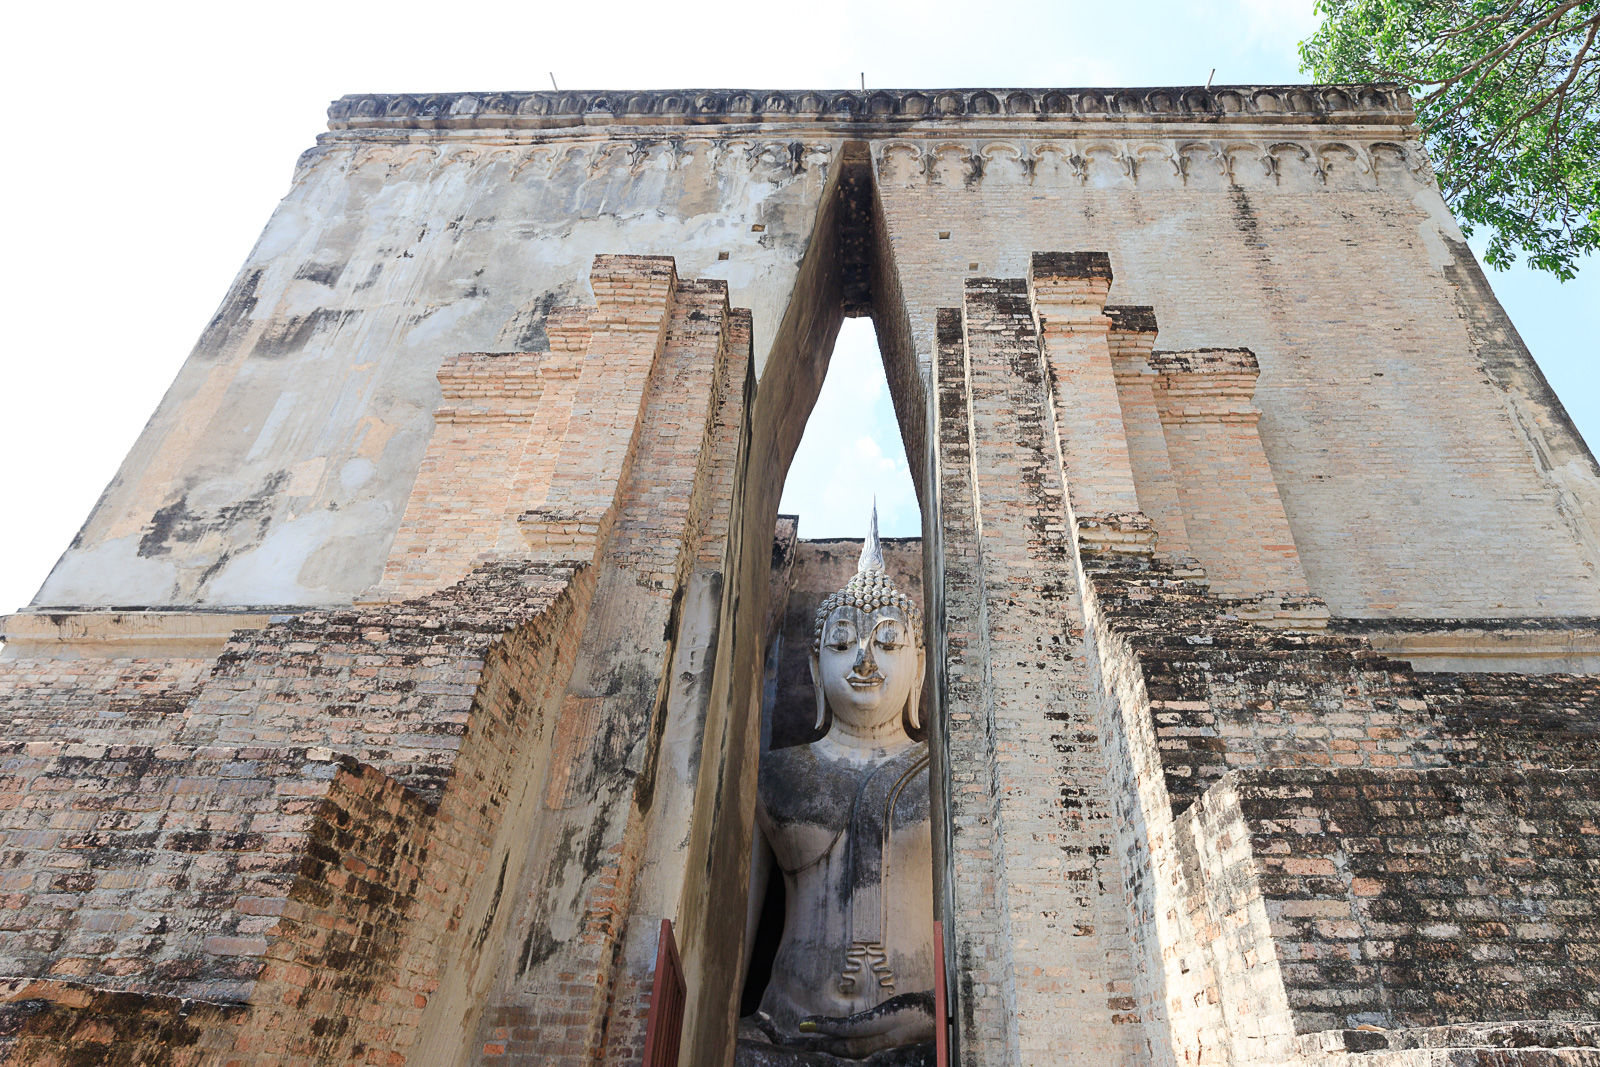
top-left (1, 0), bottom-right (1594, 611)
top-left (779, 319), bottom-right (920, 539)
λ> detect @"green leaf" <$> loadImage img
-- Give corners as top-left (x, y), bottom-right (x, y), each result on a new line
top-left (1302, 0), bottom-right (1600, 279)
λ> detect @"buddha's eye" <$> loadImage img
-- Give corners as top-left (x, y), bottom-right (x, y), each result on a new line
top-left (876, 625), bottom-right (901, 648)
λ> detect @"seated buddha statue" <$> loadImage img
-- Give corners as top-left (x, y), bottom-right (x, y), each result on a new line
top-left (737, 511), bottom-right (936, 1066)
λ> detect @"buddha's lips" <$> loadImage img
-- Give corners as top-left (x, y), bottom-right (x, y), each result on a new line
top-left (847, 674), bottom-right (884, 689)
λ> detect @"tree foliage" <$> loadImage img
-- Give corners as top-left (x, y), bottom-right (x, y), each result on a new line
top-left (1302, 0), bottom-right (1599, 278)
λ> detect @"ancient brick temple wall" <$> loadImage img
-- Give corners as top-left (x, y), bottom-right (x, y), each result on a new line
top-left (28, 87), bottom-right (1600, 625)
top-left (0, 559), bottom-right (594, 1062)
top-left (379, 347), bottom-right (580, 597)
top-left (5, 86), bottom-right (1600, 1067)
top-left (870, 108), bottom-right (1600, 619)
top-left (466, 267), bottom-right (743, 1067)
top-left (30, 128), bottom-right (832, 610)
top-left (1083, 541), bottom-right (1600, 1064)
top-left (928, 249), bottom-right (1600, 1067)
top-left (0, 250), bottom-right (757, 1065)
top-left (1238, 768), bottom-right (1600, 1030)
top-left (0, 655), bottom-right (213, 745)
top-left (933, 277), bottom-right (1144, 1064)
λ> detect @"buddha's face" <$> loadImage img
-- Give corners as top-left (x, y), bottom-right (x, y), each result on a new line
top-left (815, 604), bottom-right (921, 735)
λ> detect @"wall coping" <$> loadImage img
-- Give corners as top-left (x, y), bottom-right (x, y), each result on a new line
top-left (327, 85), bottom-right (1413, 134)
top-left (0, 610), bottom-right (277, 661)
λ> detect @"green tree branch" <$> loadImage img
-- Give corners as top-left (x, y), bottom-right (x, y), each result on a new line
top-left (1302, 0), bottom-right (1600, 278)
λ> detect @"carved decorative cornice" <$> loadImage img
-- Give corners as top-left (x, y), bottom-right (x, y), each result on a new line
top-left (292, 133), bottom-right (1434, 194)
top-left (326, 85), bottom-right (1412, 133)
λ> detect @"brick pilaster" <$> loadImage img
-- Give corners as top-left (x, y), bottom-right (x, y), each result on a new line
top-left (1028, 253), bottom-right (1147, 553)
top-left (932, 305), bottom-right (1020, 1066)
top-left (379, 350), bottom-right (579, 597)
top-left (1149, 348), bottom-right (1309, 597)
top-left (942, 277), bottom-right (1142, 1064)
top-left (521, 255), bottom-right (678, 563)
top-left (479, 274), bottom-right (737, 1067)
top-left (1106, 306), bottom-right (1193, 560)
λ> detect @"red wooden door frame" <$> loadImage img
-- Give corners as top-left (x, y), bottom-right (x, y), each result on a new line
top-left (934, 919), bottom-right (950, 1067)
top-left (642, 919), bottom-right (685, 1067)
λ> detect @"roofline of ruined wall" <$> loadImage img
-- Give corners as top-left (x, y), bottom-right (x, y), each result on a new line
top-left (323, 84), bottom-right (1416, 136)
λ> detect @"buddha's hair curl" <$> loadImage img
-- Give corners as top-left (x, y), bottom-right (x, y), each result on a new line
top-left (811, 566), bottom-right (924, 652)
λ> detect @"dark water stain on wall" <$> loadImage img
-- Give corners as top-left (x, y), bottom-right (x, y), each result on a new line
top-left (252, 309), bottom-right (361, 359)
top-left (137, 471), bottom-right (288, 573)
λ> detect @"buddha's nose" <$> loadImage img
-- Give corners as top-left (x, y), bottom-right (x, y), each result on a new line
top-left (855, 641), bottom-right (877, 673)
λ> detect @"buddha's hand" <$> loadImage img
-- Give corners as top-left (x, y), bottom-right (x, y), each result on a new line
top-left (796, 991), bottom-right (935, 1057)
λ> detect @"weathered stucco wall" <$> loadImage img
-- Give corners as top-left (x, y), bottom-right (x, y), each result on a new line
top-left (870, 124), bottom-right (1600, 618)
top-left (35, 127), bottom-right (837, 609)
top-left (30, 86), bottom-right (1600, 622)
top-left (7, 87), bottom-right (1600, 1067)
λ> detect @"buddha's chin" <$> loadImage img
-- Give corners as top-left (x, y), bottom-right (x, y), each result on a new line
top-left (829, 694), bottom-right (907, 735)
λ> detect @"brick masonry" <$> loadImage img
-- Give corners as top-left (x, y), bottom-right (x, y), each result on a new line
top-left (933, 276), bottom-right (1143, 1065)
top-left (0, 252), bottom-right (748, 1065)
top-left (5, 86), bottom-right (1600, 1067)
top-left (468, 268), bottom-right (741, 1067)
top-left (871, 132), bottom-right (1600, 619)
top-left (0, 558), bottom-right (595, 1062)
top-left (380, 348), bottom-right (580, 597)
top-left (1081, 529), bottom-right (1600, 1066)
top-left (928, 249), bottom-right (1600, 1066)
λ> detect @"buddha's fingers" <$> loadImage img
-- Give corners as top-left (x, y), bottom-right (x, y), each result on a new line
top-left (796, 990), bottom-right (935, 1056)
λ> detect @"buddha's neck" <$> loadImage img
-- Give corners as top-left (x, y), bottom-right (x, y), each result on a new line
top-left (825, 716), bottom-right (915, 753)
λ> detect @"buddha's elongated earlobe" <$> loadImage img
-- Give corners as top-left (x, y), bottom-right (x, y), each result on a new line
top-left (809, 650), bottom-right (830, 735)
top-left (903, 645), bottom-right (927, 734)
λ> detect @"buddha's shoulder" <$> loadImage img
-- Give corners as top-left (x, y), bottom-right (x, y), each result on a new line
top-left (758, 743), bottom-right (866, 814)
top-left (758, 742), bottom-right (823, 791)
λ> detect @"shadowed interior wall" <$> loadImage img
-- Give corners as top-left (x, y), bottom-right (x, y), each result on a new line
top-left (671, 142), bottom-right (935, 1064)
